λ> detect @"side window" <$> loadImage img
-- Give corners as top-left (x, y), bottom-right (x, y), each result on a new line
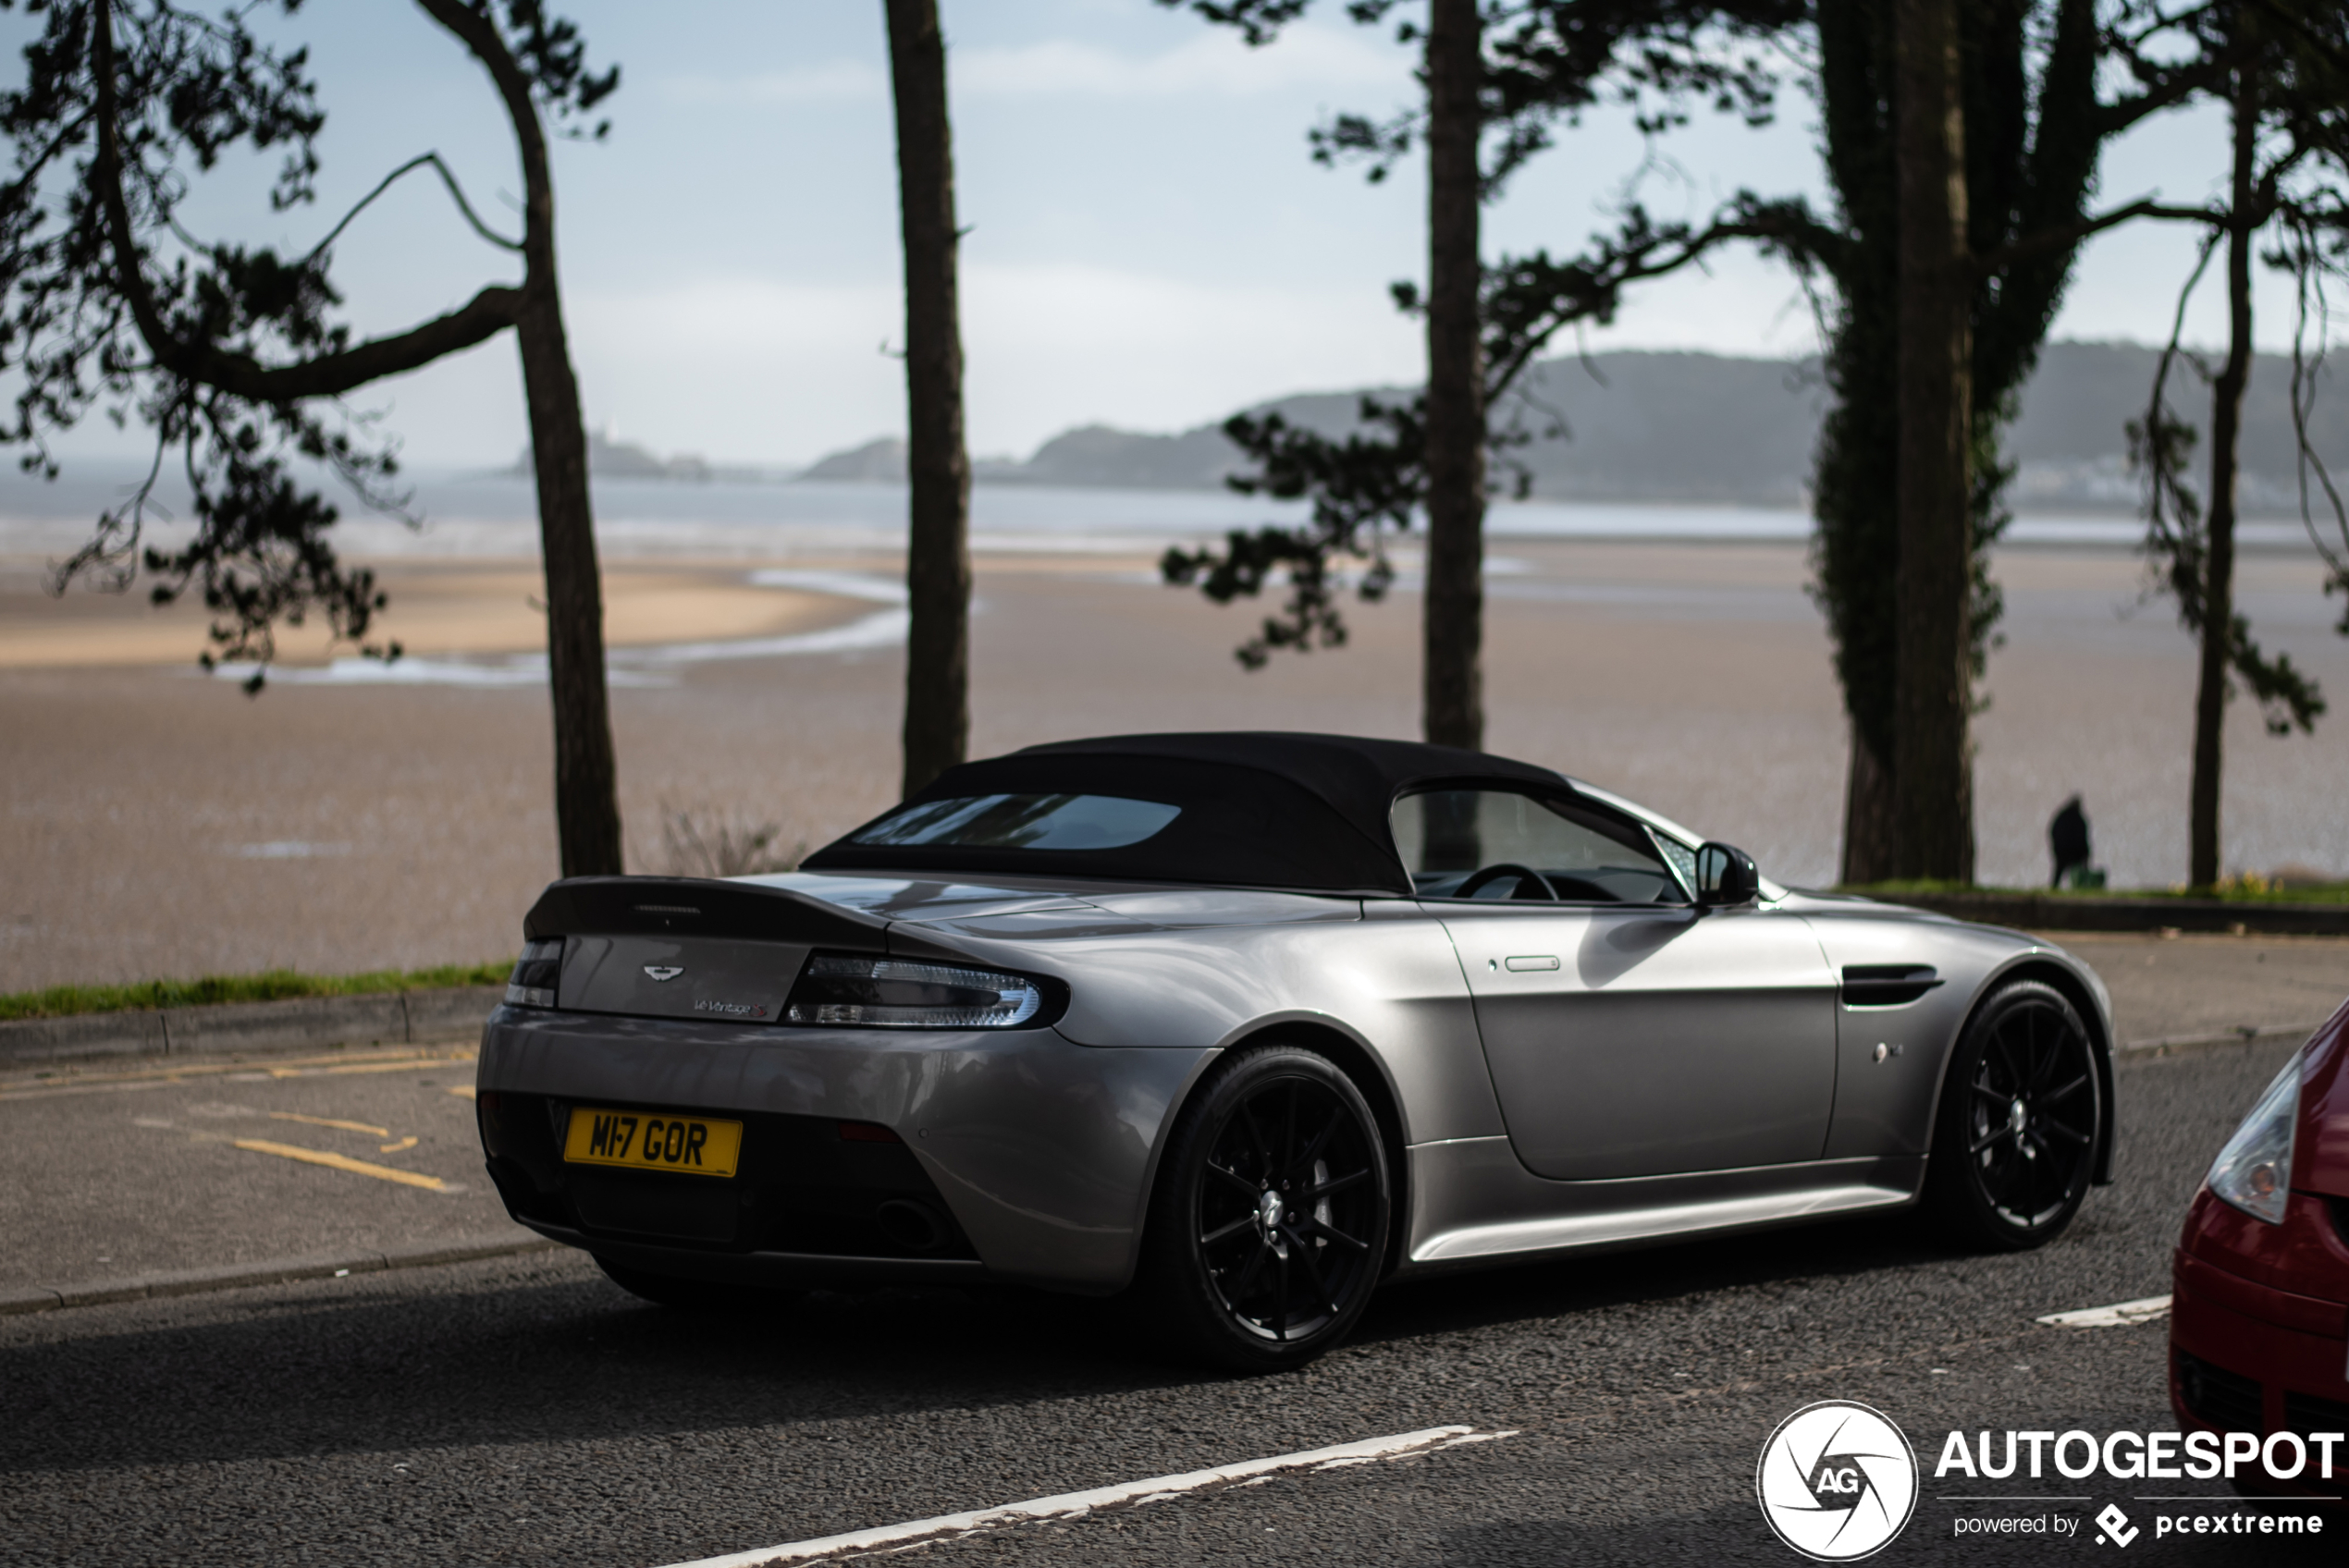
top-left (1652, 834), bottom-right (1699, 897)
top-left (1391, 789), bottom-right (1686, 904)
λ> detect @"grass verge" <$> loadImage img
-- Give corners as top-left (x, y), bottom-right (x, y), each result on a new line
top-left (0, 962), bottom-right (510, 1023)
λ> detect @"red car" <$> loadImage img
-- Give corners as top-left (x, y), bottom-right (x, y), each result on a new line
top-left (2171, 998), bottom-right (2349, 1501)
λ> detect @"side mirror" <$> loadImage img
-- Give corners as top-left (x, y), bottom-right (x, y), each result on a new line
top-left (1694, 841), bottom-right (1760, 908)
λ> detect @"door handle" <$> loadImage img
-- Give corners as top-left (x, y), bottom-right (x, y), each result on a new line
top-left (1504, 955), bottom-right (1561, 972)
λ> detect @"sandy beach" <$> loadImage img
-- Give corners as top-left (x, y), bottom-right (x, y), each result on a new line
top-left (6, 533), bottom-right (2349, 990)
top-left (0, 561), bottom-right (867, 669)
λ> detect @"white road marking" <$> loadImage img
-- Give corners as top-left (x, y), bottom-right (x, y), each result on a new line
top-left (660, 1426), bottom-right (1512, 1568)
top-left (2035, 1293), bottom-right (2172, 1328)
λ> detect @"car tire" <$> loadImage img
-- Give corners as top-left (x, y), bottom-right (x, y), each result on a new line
top-left (1924, 979), bottom-right (2103, 1251)
top-left (595, 1256), bottom-right (799, 1313)
top-left (1134, 1043), bottom-right (1391, 1373)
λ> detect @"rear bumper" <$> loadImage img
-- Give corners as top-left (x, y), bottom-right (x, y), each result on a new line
top-left (512, 1217), bottom-right (990, 1292)
top-left (476, 1005), bottom-right (1213, 1293)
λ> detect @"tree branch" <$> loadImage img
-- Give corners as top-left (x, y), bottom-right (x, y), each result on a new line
top-left (1974, 197), bottom-right (2223, 275)
top-left (412, 0), bottom-right (555, 267)
top-left (2246, 0), bottom-right (2349, 80)
top-left (1479, 196), bottom-right (1840, 396)
top-left (89, 0), bottom-right (522, 400)
top-left (2093, 51), bottom-right (2228, 139)
top-left (0, 107), bottom-right (96, 209)
top-left (305, 151), bottom-right (523, 261)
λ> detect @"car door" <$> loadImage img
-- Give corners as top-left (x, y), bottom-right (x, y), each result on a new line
top-left (1396, 788), bottom-right (1839, 1180)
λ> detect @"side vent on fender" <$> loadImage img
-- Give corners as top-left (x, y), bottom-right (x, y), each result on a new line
top-left (1840, 964), bottom-right (1943, 1008)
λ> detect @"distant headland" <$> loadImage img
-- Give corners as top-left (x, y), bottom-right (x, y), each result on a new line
top-left (539, 344), bottom-right (2346, 516)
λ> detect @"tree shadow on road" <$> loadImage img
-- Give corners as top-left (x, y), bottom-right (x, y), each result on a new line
top-left (0, 1258), bottom-right (1185, 1475)
top-left (3, 1207), bottom-right (1981, 1478)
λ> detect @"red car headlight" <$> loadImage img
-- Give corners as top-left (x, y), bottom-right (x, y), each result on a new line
top-left (2205, 1051), bottom-right (2304, 1225)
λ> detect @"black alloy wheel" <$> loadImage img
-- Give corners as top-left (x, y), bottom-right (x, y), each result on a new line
top-left (1925, 979), bottom-right (2102, 1250)
top-left (1138, 1044), bottom-right (1391, 1372)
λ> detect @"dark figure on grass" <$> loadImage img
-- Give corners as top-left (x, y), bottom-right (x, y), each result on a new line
top-left (2049, 797), bottom-right (2092, 889)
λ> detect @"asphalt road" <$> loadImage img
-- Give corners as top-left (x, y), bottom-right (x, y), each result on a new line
top-left (0, 1043), bottom-right (519, 1292)
top-left (2057, 932), bottom-right (2349, 1045)
top-left (4, 957), bottom-right (2343, 1565)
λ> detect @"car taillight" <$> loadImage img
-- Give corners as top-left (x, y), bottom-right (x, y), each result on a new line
top-left (784, 953), bottom-right (1045, 1029)
top-left (2206, 1051), bottom-right (2303, 1225)
top-left (505, 938), bottom-right (564, 1009)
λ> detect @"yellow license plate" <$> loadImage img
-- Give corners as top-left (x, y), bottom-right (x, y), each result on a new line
top-left (563, 1106), bottom-right (742, 1179)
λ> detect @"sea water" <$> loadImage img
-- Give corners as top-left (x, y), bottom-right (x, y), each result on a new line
top-left (0, 461), bottom-right (2331, 560)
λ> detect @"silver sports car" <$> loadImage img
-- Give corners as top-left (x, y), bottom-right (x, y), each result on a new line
top-left (475, 732), bottom-right (2115, 1369)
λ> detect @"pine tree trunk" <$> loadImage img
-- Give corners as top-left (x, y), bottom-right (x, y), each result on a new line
top-left (887, 0), bottom-right (972, 799)
top-left (1840, 729), bottom-right (1900, 884)
top-left (516, 293), bottom-right (623, 878)
top-left (415, 0), bottom-right (623, 877)
top-left (2192, 67), bottom-right (2258, 889)
top-left (509, 49), bottom-right (619, 879)
top-left (1421, 0), bottom-right (1484, 753)
top-left (1891, 0), bottom-right (1974, 880)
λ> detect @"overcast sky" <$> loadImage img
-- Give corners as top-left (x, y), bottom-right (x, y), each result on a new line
top-left (15, 1), bottom-right (2293, 469)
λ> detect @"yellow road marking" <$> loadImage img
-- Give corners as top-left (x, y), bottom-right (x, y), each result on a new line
top-left (271, 1111), bottom-right (391, 1137)
top-left (266, 1059), bottom-right (469, 1080)
top-left (0, 1047), bottom-right (475, 1100)
top-left (378, 1135), bottom-right (419, 1153)
top-left (230, 1138), bottom-right (449, 1191)
top-left (446, 1085), bottom-right (478, 1100)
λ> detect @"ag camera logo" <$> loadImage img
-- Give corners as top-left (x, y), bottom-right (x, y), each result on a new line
top-left (1756, 1401), bottom-right (1920, 1561)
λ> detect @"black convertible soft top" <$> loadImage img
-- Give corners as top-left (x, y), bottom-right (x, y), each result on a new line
top-left (801, 731), bottom-right (1570, 894)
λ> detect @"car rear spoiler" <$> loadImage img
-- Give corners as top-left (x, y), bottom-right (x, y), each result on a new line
top-left (521, 876), bottom-right (992, 965)
top-left (523, 876), bottom-right (894, 949)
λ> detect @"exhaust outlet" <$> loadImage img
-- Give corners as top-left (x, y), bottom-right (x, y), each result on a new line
top-left (875, 1198), bottom-right (949, 1253)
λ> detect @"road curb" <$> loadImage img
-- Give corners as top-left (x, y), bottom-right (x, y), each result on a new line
top-left (0, 1231), bottom-right (562, 1317)
top-left (0, 985), bottom-right (503, 1067)
top-left (1892, 890), bottom-right (2349, 936)
top-left (2115, 1023), bottom-right (2317, 1058)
